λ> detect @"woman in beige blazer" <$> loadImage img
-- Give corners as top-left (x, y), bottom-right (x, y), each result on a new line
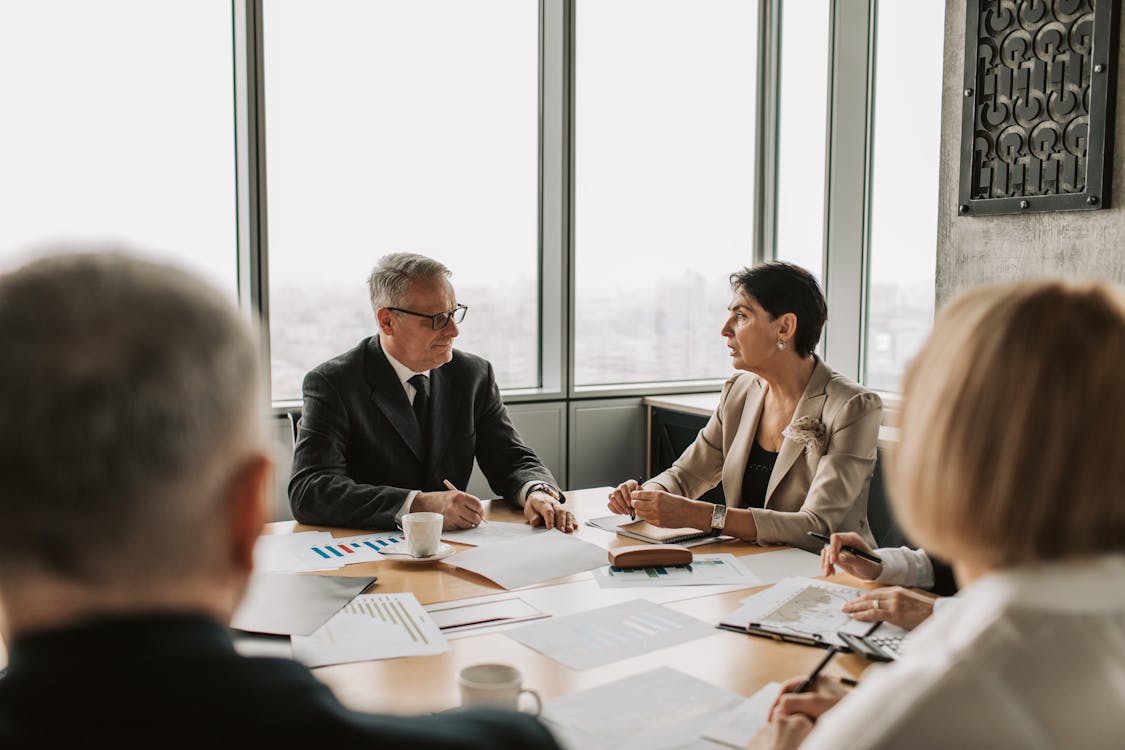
top-left (609, 262), bottom-right (882, 551)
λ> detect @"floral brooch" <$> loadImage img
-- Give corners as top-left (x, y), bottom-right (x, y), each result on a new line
top-left (782, 416), bottom-right (827, 455)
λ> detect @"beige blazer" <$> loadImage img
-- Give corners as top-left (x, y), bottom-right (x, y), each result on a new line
top-left (649, 357), bottom-right (882, 551)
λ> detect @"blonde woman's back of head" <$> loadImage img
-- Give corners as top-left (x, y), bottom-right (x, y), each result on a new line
top-left (890, 279), bottom-right (1125, 570)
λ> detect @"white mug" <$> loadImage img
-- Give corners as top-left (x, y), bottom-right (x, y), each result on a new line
top-left (402, 511), bottom-right (443, 557)
top-left (457, 663), bottom-right (542, 715)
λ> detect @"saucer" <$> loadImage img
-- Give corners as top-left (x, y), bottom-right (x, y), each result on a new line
top-left (383, 542), bottom-right (456, 564)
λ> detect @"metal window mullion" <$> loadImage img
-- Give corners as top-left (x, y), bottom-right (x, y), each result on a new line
top-left (757, 0), bottom-right (780, 263)
top-left (232, 0), bottom-right (271, 397)
top-left (821, 0), bottom-right (874, 382)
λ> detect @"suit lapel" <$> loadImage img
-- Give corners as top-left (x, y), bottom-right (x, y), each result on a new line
top-left (365, 337), bottom-right (425, 464)
top-left (765, 358), bottom-right (832, 505)
top-left (722, 379), bottom-right (766, 508)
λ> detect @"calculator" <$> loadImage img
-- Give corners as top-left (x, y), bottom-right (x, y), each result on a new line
top-left (837, 630), bottom-right (905, 662)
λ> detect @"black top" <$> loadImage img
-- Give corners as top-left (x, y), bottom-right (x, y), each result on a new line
top-left (740, 440), bottom-right (779, 509)
top-left (0, 613), bottom-right (561, 749)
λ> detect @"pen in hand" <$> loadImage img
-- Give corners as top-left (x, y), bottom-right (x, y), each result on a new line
top-left (807, 531), bottom-right (883, 564)
top-left (794, 645), bottom-right (840, 694)
top-left (443, 479), bottom-right (487, 525)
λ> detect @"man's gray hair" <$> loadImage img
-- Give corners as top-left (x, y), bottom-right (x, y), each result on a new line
top-left (367, 252), bottom-right (451, 313)
top-left (0, 251), bottom-right (263, 585)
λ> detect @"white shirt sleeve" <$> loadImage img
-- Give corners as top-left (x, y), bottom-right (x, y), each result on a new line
top-left (874, 547), bottom-right (935, 589)
top-left (394, 490), bottom-right (420, 525)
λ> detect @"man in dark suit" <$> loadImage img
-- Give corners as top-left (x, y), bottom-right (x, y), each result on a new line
top-left (0, 251), bottom-right (562, 749)
top-left (289, 253), bottom-right (574, 532)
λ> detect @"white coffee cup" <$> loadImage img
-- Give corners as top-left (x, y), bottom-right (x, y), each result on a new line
top-left (402, 511), bottom-right (443, 557)
top-left (457, 663), bottom-right (541, 715)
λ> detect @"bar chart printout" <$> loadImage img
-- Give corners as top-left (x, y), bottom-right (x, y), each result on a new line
top-left (592, 553), bottom-right (762, 588)
top-left (291, 593), bottom-right (449, 667)
top-left (506, 599), bottom-right (715, 670)
top-left (300, 533), bottom-right (405, 566)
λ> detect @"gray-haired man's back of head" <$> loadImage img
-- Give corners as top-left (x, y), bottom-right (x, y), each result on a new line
top-left (0, 251), bottom-right (264, 587)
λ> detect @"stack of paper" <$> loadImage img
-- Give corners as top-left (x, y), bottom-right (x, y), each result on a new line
top-left (506, 599), bottom-right (715, 670)
top-left (291, 592), bottom-right (450, 667)
top-left (446, 529), bottom-right (607, 589)
top-left (441, 520), bottom-right (547, 546)
top-left (541, 667), bottom-right (742, 750)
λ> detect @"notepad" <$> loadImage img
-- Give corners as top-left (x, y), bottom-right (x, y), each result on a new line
top-left (587, 514), bottom-right (732, 546)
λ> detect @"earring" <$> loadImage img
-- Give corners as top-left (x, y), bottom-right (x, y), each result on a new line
top-left (776, 340), bottom-right (785, 350)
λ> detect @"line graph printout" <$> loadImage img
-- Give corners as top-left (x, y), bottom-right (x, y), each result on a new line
top-left (592, 553), bottom-right (763, 589)
top-left (290, 593), bottom-right (449, 667)
top-left (506, 599), bottom-right (715, 670)
top-left (720, 577), bottom-right (871, 647)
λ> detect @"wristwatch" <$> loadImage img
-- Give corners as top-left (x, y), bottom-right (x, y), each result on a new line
top-left (527, 482), bottom-right (566, 504)
top-left (710, 503), bottom-right (728, 537)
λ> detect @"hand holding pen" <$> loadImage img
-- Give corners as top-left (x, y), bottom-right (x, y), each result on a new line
top-left (607, 478), bottom-right (643, 520)
top-left (809, 531), bottom-right (884, 580)
top-left (764, 647), bottom-right (857, 724)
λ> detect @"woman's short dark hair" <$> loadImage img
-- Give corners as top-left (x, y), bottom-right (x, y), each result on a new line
top-left (729, 261), bottom-right (827, 357)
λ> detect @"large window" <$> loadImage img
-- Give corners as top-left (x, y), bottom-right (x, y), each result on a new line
top-left (773, 0), bottom-right (831, 280)
top-left (0, 1), bottom-right (237, 294)
top-left (263, 0), bottom-right (539, 401)
top-left (574, 0), bottom-right (758, 387)
top-left (864, 0), bottom-right (944, 391)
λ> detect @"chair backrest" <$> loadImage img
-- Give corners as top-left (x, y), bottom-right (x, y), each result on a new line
top-left (287, 409), bottom-right (302, 444)
top-left (867, 448), bottom-right (910, 549)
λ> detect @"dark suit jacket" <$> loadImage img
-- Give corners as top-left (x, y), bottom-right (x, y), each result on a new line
top-left (0, 613), bottom-right (560, 748)
top-left (289, 337), bottom-right (557, 529)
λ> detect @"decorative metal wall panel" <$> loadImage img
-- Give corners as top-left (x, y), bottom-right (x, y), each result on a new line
top-left (959, 0), bottom-right (1118, 216)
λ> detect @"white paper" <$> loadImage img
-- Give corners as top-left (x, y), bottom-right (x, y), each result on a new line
top-left (425, 597), bottom-right (548, 632)
top-left (542, 667), bottom-right (742, 750)
top-left (702, 682), bottom-right (783, 748)
top-left (441, 520), bottom-right (548, 546)
top-left (292, 532), bottom-right (406, 567)
top-left (231, 572), bottom-right (375, 635)
top-left (253, 531), bottom-right (340, 573)
top-left (722, 577), bottom-right (871, 647)
top-left (593, 554), bottom-right (763, 588)
top-left (734, 548), bottom-right (824, 587)
top-left (446, 529), bottom-right (608, 589)
top-left (290, 593), bottom-right (450, 667)
top-left (506, 599), bottom-right (716, 670)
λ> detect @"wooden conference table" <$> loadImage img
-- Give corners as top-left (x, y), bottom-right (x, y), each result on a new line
top-left (265, 488), bottom-right (882, 717)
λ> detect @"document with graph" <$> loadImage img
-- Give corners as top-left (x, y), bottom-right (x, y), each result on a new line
top-left (718, 577), bottom-right (873, 649)
top-left (290, 592), bottom-right (449, 667)
top-left (591, 553), bottom-right (763, 588)
top-left (506, 599), bottom-right (715, 670)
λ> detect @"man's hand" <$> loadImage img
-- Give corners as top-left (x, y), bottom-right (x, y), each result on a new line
top-left (413, 489), bottom-right (485, 530)
top-left (525, 491), bottom-right (577, 532)
top-left (841, 586), bottom-right (935, 631)
top-left (629, 489), bottom-right (711, 530)
top-left (820, 531), bottom-right (883, 580)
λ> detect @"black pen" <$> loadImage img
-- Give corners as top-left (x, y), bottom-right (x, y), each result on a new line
top-left (794, 645), bottom-right (840, 693)
top-left (807, 531), bottom-right (882, 564)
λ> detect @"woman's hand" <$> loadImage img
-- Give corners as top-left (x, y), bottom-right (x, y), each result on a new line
top-left (607, 479), bottom-right (641, 516)
top-left (820, 531), bottom-right (883, 580)
top-left (629, 489), bottom-right (711, 530)
top-left (841, 586), bottom-right (935, 631)
top-left (768, 675), bottom-right (854, 721)
top-left (746, 714), bottom-right (814, 750)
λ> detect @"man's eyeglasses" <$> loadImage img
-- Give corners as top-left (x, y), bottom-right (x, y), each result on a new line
top-left (387, 303), bottom-right (468, 330)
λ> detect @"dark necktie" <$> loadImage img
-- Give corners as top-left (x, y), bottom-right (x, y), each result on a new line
top-left (408, 374), bottom-right (430, 434)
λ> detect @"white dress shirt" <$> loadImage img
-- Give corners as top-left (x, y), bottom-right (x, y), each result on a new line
top-left (802, 553), bottom-right (1125, 750)
top-left (383, 349), bottom-right (540, 524)
top-left (874, 546), bottom-right (935, 589)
